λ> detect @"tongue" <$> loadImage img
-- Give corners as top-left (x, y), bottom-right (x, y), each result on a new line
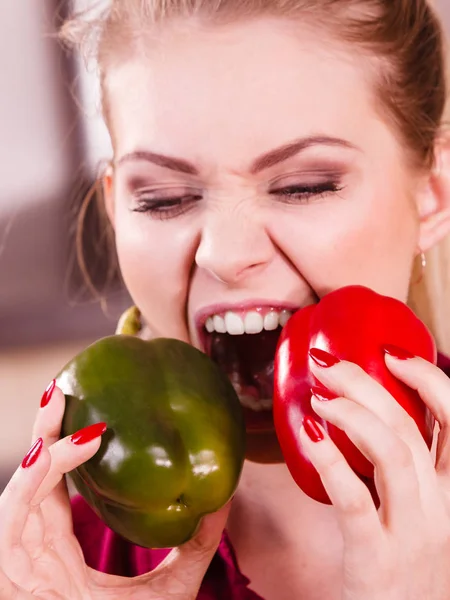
top-left (209, 329), bottom-right (280, 399)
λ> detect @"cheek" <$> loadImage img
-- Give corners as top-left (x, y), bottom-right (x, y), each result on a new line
top-left (269, 192), bottom-right (418, 301)
top-left (114, 215), bottom-right (197, 340)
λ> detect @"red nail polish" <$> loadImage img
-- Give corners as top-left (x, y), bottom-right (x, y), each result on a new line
top-left (311, 386), bottom-right (338, 401)
top-left (70, 422), bottom-right (108, 445)
top-left (303, 416), bottom-right (324, 442)
top-left (383, 344), bottom-right (415, 360)
top-left (22, 438), bottom-right (43, 469)
top-left (40, 379), bottom-right (56, 408)
top-left (309, 348), bottom-right (340, 368)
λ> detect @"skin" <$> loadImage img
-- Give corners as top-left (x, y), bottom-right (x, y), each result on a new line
top-left (2, 16), bottom-right (450, 600)
top-left (106, 17), bottom-right (450, 597)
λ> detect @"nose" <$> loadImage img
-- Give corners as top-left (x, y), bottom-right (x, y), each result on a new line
top-left (195, 208), bottom-right (274, 285)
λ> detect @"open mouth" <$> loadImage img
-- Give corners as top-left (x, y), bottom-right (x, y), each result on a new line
top-left (198, 306), bottom-right (296, 430)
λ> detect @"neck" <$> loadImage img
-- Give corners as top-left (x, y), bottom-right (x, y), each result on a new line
top-left (228, 459), bottom-right (342, 547)
top-left (226, 460), bottom-right (344, 599)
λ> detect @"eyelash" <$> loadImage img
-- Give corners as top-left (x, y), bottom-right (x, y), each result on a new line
top-left (131, 180), bottom-right (344, 220)
top-left (132, 194), bottom-right (202, 220)
top-left (271, 181), bottom-right (344, 203)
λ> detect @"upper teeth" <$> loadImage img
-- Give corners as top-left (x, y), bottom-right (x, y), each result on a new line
top-left (205, 309), bottom-right (293, 335)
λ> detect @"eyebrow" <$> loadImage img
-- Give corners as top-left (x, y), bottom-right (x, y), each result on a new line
top-left (115, 135), bottom-right (359, 176)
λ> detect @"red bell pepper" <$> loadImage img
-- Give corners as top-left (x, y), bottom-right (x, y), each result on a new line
top-left (273, 285), bottom-right (437, 504)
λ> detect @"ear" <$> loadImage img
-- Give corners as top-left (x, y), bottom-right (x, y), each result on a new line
top-left (102, 163), bottom-right (116, 229)
top-left (417, 132), bottom-right (450, 252)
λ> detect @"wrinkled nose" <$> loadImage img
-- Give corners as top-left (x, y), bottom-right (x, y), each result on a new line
top-left (195, 210), bottom-right (274, 285)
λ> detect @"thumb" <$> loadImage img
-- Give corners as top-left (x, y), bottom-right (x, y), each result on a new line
top-left (149, 501), bottom-right (232, 597)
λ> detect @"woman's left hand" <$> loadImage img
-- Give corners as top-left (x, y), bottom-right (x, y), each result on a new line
top-left (301, 345), bottom-right (450, 600)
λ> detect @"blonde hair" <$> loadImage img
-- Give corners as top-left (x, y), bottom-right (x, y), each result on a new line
top-left (61, 0), bottom-right (450, 354)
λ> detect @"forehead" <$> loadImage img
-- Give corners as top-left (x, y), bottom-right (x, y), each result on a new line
top-left (106, 18), bottom-right (383, 161)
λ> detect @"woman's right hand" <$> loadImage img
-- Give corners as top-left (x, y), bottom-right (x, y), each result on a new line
top-left (0, 384), bottom-right (230, 599)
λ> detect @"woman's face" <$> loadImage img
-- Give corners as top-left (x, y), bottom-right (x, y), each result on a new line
top-left (105, 18), bottom-right (423, 459)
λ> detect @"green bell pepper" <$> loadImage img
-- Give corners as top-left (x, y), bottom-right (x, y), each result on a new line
top-left (58, 335), bottom-right (246, 549)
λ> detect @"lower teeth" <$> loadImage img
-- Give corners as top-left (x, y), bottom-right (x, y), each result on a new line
top-left (238, 395), bottom-right (273, 412)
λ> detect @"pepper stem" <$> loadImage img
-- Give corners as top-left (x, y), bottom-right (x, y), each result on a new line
top-left (115, 306), bottom-right (142, 336)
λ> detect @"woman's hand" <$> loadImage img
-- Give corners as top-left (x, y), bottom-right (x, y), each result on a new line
top-left (301, 346), bottom-right (450, 600)
top-left (0, 384), bottom-right (229, 600)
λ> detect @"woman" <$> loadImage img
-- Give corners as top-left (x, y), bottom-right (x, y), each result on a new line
top-left (2, 0), bottom-right (450, 598)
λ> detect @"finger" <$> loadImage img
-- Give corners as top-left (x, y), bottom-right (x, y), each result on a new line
top-left (311, 396), bottom-right (422, 530)
top-left (383, 351), bottom-right (450, 473)
top-left (21, 424), bottom-right (105, 558)
top-left (31, 381), bottom-right (65, 447)
top-left (35, 423), bottom-right (105, 544)
top-left (299, 417), bottom-right (382, 554)
top-left (31, 382), bottom-right (69, 525)
top-left (0, 438), bottom-right (50, 560)
top-left (310, 356), bottom-right (432, 455)
top-left (309, 355), bottom-right (437, 498)
top-left (19, 507), bottom-right (46, 562)
top-left (33, 422), bottom-right (107, 506)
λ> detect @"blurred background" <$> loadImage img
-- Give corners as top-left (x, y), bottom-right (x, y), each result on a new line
top-left (0, 0), bottom-right (450, 492)
top-left (0, 0), bottom-right (130, 492)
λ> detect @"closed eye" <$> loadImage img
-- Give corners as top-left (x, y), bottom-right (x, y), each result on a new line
top-left (130, 180), bottom-right (344, 220)
top-left (132, 193), bottom-right (202, 219)
top-left (270, 181), bottom-right (344, 203)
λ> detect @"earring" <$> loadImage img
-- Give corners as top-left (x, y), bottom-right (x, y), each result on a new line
top-left (411, 251), bottom-right (427, 286)
top-left (115, 306), bottom-right (142, 336)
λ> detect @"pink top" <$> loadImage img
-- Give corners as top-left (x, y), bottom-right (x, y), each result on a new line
top-left (72, 495), bottom-right (263, 599)
top-left (71, 354), bottom-right (450, 599)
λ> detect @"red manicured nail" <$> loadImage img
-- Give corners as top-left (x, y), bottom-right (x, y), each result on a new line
top-left (22, 438), bottom-right (43, 469)
top-left (311, 386), bottom-right (338, 401)
top-left (309, 348), bottom-right (340, 368)
top-left (302, 416), bottom-right (324, 442)
top-left (383, 344), bottom-right (415, 360)
top-left (40, 379), bottom-right (56, 408)
top-left (70, 422), bottom-right (108, 445)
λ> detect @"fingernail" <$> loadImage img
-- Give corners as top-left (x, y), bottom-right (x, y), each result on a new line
top-left (70, 422), bottom-right (107, 445)
top-left (40, 379), bottom-right (56, 408)
top-left (22, 438), bottom-right (44, 469)
top-left (311, 386), bottom-right (338, 401)
top-left (383, 344), bottom-right (415, 360)
top-left (302, 416), bottom-right (324, 443)
top-left (309, 348), bottom-right (340, 368)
